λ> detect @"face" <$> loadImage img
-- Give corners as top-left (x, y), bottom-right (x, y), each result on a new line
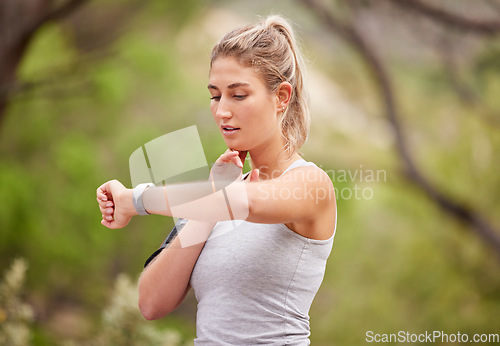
top-left (208, 57), bottom-right (283, 153)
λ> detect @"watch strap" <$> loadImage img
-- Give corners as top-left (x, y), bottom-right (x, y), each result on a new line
top-left (133, 183), bottom-right (155, 215)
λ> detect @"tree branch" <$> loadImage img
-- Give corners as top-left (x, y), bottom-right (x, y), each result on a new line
top-left (436, 37), bottom-right (500, 128)
top-left (28, 0), bottom-right (89, 36)
top-left (0, 0), bottom-right (89, 126)
top-left (483, 0), bottom-right (500, 17)
top-left (386, 0), bottom-right (500, 36)
top-left (299, 0), bottom-right (500, 260)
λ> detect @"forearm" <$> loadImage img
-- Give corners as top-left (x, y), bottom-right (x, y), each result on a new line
top-left (141, 181), bottom-right (249, 221)
top-left (138, 220), bottom-right (215, 319)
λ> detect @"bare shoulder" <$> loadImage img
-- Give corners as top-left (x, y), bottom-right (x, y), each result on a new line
top-left (279, 165), bottom-right (336, 240)
top-left (278, 164), bottom-right (334, 199)
top-left (244, 163), bottom-right (335, 236)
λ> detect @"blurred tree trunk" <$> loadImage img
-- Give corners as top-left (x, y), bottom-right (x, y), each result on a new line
top-left (0, 0), bottom-right (88, 128)
top-left (389, 0), bottom-right (500, 35)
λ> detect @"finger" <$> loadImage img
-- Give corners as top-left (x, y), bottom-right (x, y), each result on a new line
top-left (99, 206), bottom-right (114, 215)
top-left (97, 184), bottom-right (106, 194)
top-left (229, 153), bottom-right (243, 168)
top-left (224, 150), bottom-right (243, 168)
top-left (101, 219), bottom-right (116, 229)
top-left (97, 193), bottom-right (107, 202)
top-left (102, 211), bottom-right (112, 219)
top-left (220, 150), bottom-right (239, 161)
top-left (216, 151), bottom-right (240, 165)
top-left (249, 168), bottom-right (260, 182)
top-left (97, 181), bottom-right (116, 202)
top-left (96, 189), bottom-right (107, 202)
top-left (97, 198), bottom-right (113, 209)
top-left (97, 198), bottom-right (106, 209)
top-left (103, 213), bottom-right (114, 221)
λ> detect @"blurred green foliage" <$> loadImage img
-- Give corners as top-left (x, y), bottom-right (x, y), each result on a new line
top-left (1, 0), bottom-right (499, 345)
top-left (0, 259), bottom-right (185, 345)
top-left (0, 259), bottom-right (34, 346)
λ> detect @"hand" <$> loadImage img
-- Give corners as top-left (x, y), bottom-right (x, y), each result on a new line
top-left (210, 150), bottom-right (259, 189)
top-left (96, 179), bottom-right (136, 229)
top-left (235, 150), bottom-right (260, 182)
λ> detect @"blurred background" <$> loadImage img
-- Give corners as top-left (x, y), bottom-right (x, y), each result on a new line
top-left (1, 0), bottom-right (499, 345)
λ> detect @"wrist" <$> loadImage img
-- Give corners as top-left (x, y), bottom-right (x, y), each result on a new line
top-left (119, 188), bottom-right (139, 217)
top-left (132, 183), bottom-right (155, 215)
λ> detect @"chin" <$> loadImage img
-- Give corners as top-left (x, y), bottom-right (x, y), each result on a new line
top-left (223, 141), bottom-right (247, 152)
top-left (227, 146), bottom-right (248, 152)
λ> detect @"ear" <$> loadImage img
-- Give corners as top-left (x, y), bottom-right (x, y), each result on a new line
top-left (276, 82), bottom-right (293, 111)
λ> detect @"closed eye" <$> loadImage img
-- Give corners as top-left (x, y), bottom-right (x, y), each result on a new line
top-left (210, 96), bottom-right (221, 101)
top-left (234, 95), bottom-right (247, 100)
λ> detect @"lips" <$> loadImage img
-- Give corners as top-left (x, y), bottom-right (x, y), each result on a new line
top-left (222, 125), bottom-right (240, 131)
top-left (221, 124), bottom-right (240, 136)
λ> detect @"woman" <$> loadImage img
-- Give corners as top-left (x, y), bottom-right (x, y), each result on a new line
top-left (96, 15), bottom-right (336, 345)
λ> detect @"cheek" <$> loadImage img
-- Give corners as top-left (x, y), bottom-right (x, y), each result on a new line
top-left (210, 103), bottom-right (217, 119)
top-left (258, 101), bottom-right (279, 125)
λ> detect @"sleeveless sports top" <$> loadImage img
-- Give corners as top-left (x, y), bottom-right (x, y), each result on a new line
top-left (189, 159), bottom-right (336, 345)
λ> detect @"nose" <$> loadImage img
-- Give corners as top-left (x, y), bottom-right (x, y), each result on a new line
top-left (215, 97), bottom-right (232, 120)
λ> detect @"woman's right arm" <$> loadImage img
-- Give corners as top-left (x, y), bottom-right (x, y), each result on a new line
top-left (138, 219), bottom-right (215, 320)
top-left (111, 149), bottom-right (255, 320)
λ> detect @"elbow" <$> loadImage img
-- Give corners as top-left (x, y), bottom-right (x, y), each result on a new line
top-left (138, 295), bottom-right (174, 321)
top-left (138, 281), bottom-right (176, 320)
top-left (138, 297), bottom-right (158, 321)
top-left (138, 264), bottom-right (188, 320)
top-left (139, 304), bottom-right (161, 321)
top-left (138, 293), bottom-right (160, 320)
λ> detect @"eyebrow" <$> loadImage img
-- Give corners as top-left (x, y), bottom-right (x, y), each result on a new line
top-left (207, 82), bottom-right (250, 90)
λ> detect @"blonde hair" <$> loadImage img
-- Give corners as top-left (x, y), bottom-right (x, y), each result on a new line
top-left (210, 15), bottom-right (310, 156)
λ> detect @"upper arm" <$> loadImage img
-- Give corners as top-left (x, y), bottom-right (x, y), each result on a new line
top-left (244, 166), bottom-right (335, 224)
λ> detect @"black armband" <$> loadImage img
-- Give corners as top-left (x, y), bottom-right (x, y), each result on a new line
top-left (143, 218), bottom-right (188, 268)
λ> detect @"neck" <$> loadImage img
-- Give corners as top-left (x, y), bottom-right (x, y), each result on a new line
top-left (248, 142), bottom-right (301, 180)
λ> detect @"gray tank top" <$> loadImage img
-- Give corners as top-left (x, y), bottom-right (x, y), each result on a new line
top-left (190, 159), bottom-right (336, 345)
